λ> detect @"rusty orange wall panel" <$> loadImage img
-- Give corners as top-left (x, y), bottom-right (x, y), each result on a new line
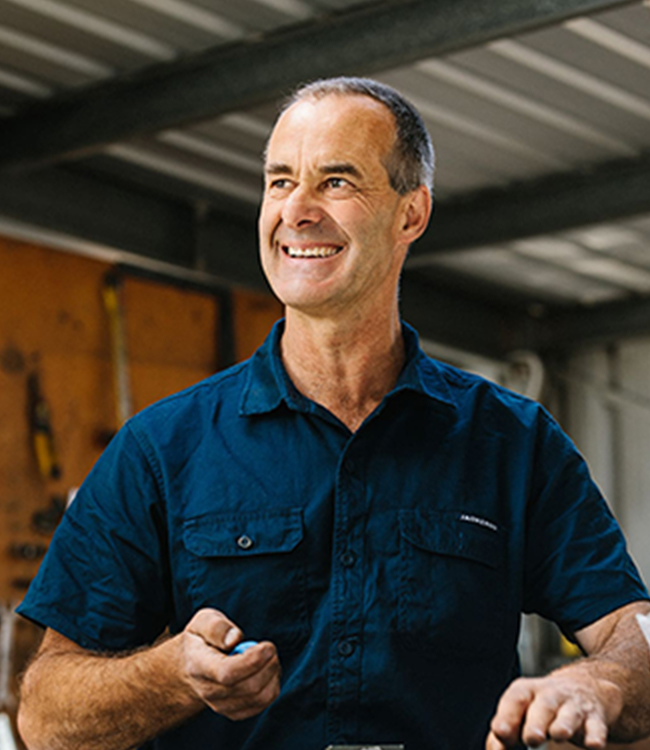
top-left (233, 288), bottom-right (282, 362)
top-left (0, 235), bottom-right (283, 602)
top-left (0, 235), bottom-right (282, 739)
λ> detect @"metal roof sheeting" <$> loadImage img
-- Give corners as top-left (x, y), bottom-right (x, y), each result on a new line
top-left (0, 0), bottom-right (649, 327)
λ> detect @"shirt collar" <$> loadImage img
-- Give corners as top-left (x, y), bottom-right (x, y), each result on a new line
top-left (239, 318), bottom-right (458, 416)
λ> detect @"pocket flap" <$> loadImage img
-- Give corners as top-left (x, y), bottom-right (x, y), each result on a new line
top-left (184, 509), bottom-right (303, 557)
top-left (399, 509), bottom-right (503, 569)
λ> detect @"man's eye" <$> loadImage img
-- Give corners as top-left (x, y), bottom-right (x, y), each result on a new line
top-left (325, 177), bottom-right (347, 189)
top-left (269, 178), bottom-right (290, 190)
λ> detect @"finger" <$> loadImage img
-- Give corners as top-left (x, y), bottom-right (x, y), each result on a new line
top-left (215, 642), bottom-right (279, 688)
top-left (582, 712), bottom-right (609, 750)
top-left (484, 729), bottom-right (507, 750)
top-left (520, 691), bottom-right (562, 747)
top-left (219, 675), bottom-right (282, 721)
top-left (490, 679), bottom-right (537, 745)
top-left (546, 699), bottom-right (585, 742)
top-left (187, 608), bottom-right (242, 652)
top-left (229, 658), bottom-right (281, 706)
top-left (206, 656), bottom-right (282, 720)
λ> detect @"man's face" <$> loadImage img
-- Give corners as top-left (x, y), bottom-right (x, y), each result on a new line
top-left (259, 94), bottom-right (424, 319)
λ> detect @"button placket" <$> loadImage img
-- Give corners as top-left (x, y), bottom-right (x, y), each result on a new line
top-left (327, 439), bottom-right (365, 740)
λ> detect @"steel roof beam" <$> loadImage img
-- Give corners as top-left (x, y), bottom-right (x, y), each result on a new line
top-left (0, 0), bottom-right (636, 171)
top-left (0, 165), bottom-right (264, 289)
top-left (411, 153), bottom-right (650, 260)
top-left (531, 298), bottom-right (650, 352)
top-left (6, 161), bottom-right (650, 354)
top-left (0, 163), bottom-right (527, 358)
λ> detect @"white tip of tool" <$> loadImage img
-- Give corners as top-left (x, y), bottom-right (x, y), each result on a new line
top-left (0, 713), bottom-right (18, 750)
top-left (636, 612), bottom-right (650, 650)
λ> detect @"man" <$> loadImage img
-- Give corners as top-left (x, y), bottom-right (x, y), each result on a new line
top-left (17, 78), bottom-right (650, 750)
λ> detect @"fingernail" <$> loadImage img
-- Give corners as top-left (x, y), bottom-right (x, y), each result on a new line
top-left (260, 644), bottom-right (275, 661)
top-left (224, 628), bottom-right (239, 648)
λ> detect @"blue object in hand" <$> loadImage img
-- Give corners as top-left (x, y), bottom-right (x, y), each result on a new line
top-left (230, 640), bottom-right (258, 655)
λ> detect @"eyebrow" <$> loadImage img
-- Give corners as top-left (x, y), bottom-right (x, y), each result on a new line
top-left (263, 162), bottom-right (363, 180)
top-left (264, 162), bottom-right (293, 176)
top-left (319, 163), bottom-right (363, 180)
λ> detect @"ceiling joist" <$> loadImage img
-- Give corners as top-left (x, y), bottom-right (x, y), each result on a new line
top-left (0, 161), bottom-right (528, 357)
top-left (411, 152), bottom-right (650, 259)
top-left (0, 0), bottom-right (636, 171)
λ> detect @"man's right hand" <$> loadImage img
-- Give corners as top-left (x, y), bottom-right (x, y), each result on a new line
top-left (18, 610), bottom-right (281, 750)
top-left (179, 608), bottom-right (282, 720)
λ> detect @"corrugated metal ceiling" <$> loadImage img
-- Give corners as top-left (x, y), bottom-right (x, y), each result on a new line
top-left (0, 0), bottom-right (649, 331)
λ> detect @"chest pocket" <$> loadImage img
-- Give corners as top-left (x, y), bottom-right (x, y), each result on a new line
top-left (183, 509), bottom-right (309, 652)
top-left (398, 509), bottom-right (507, 659)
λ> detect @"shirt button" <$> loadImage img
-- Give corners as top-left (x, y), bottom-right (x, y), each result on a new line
top-left (237, 534), bottom-right (254, 550)
top-left (345, 457), bottom-right (356, 474)
top-left (338, 640), bottom-right (355, 657)
top-left (340, 551), bottom-right (355, 567)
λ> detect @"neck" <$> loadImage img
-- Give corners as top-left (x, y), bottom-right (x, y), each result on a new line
top-left (281, 305), bottom-right (405, 432)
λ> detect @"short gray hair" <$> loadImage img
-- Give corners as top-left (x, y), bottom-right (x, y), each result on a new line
top-left (280, 76), bottom-right (435, 197)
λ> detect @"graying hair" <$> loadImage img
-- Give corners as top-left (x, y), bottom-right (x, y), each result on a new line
top-left (280, 76), bottom-right (435, 197)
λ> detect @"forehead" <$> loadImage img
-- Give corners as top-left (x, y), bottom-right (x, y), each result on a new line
top-left (265, 94), bottom-right (397, 171)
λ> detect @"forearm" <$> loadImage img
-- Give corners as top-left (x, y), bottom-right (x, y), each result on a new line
top-left (488, 602), bottom-right (650, 749)
top-left (18, 635), bottom-right (202, 750)
top-left (570, 610), bottom-right (650, 742)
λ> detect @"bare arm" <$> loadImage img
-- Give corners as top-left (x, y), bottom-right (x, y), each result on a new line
top-left (18, 609), bottom-right (281, 750)
top-left (487, 600), bottom-right (650, 749)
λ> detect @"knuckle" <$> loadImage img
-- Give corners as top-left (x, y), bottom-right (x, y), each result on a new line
top-left (260, 679), bottom-right (281, 705)
top-left (215, 667), bottom-right (238, 688)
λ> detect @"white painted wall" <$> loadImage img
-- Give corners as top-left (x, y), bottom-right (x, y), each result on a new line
top-left (556, 339), bottom-right (650, 586)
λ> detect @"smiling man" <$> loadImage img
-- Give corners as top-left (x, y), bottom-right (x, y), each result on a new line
top-left (16, 78), bottom-right (650, 750)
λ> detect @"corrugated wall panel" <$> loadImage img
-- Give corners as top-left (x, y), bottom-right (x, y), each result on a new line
top-left (559, 340), bottom-right (650, 585)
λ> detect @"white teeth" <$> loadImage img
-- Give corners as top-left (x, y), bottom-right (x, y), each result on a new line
top-left (285, 245), bottom-right (341, 258)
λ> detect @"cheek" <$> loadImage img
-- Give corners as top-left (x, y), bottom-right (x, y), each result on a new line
top-left (259, 200), bottom-right (279, 240)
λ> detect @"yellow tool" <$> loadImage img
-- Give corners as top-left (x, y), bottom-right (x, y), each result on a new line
top-left (102, 273), bottom-right (132, 431)
top-left (560, 633), bottom-right (582, 659)
top-left (27, 372), bottom-right (61, 480)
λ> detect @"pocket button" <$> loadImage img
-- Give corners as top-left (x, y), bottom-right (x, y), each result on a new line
top-left (237, 534), bottom-right (254, 550)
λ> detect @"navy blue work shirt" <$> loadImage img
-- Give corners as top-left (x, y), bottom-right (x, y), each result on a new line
top-left (19, 321), bottom-right (649, 749)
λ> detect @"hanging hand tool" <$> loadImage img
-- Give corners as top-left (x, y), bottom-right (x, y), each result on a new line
top-left (27, 371), bottom-right (61, 481)
top-left (101, 272), bottom-right (132, 440)
top-left (31, 495), bottom-right (66, 535)
top-left (8, 543), bottom-right (47, 561)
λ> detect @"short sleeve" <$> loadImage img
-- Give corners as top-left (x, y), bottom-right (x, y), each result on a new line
top-left (523, 410), bottom-right (649, 634)
top-left (17, 423), bottom-right (171, 651)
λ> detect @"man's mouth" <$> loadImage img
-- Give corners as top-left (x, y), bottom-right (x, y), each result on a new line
top-left (281, 244), bottom-right (343, 258)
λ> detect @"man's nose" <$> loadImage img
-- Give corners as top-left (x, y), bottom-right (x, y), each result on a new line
top-left (281, 184), bottom-right (323, 229)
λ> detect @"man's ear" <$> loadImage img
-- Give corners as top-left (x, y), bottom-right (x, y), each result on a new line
top-left (399, 185), bottom-right (433, 245)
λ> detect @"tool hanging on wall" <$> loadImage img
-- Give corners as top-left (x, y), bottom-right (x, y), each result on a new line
top-left (27, 371), bottom-right (61, 481)
top-left (101, 272), bottom-right (133, 441)
top-left (31, 495), bottom-right (66, 535)
top-left (8, 543), bottom-right (47, 561)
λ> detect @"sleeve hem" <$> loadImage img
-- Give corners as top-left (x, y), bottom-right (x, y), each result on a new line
top-left (557, 591), bottom-right (650, 637)
top-left (16, 604), bottom-right (124, 652)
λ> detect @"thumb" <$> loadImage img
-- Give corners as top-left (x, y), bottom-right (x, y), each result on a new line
top-left (186, 608), bottom-right (243, 652)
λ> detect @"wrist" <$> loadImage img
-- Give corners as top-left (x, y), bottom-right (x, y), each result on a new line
top-left (145, 633), bottom-right (206, 713)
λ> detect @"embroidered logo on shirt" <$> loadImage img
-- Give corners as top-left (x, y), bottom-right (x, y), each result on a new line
top-left (459, 514), bottom-right (498, 532)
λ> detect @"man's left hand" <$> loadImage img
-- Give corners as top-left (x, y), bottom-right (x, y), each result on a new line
top-left (486, 670), bottom-right (623, 749)
top-left (486, 601), bottom-right (650, 749)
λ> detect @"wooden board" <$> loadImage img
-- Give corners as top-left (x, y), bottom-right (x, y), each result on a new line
top-left (0, 235), bottom-right (281, 744)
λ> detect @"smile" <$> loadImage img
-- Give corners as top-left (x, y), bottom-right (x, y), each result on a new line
top-left (282, 245), bottom-right (343, 258)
